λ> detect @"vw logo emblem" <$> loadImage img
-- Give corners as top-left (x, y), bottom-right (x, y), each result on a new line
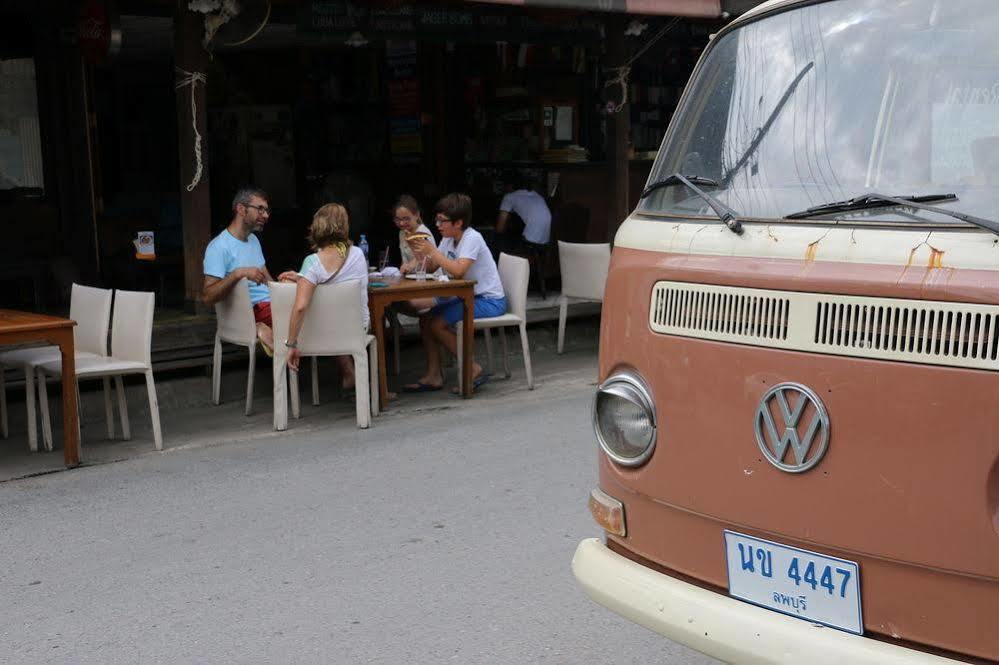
top-left (754, 383), bottom-right (829, 473)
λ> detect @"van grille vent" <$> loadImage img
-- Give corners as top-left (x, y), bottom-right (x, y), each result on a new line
top-left (649, 281), bottom-right (999, 371)
top-left (651, 286), bottom-right (790, 341)
top-left (814, 302), bottom-right (999, 362)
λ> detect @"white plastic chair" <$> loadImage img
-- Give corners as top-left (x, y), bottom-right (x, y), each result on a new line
top-left (0, 283), bottom-right (113, 451)
top-left (212, 279), bottom-right (260, 416)
top-left (455, 253), bottom-right (534, 392)
top-left (270, 280), bottom-right (378, 430)
top-left (37, 290), bottom-right (162, 453)
top-left (557, 241), bottom-right (610, 354)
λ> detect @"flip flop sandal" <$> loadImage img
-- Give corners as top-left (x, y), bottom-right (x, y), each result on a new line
top-left (451, 374), bottom-right (491, 394)
top-left (402, 381), bottom-right (443, 393)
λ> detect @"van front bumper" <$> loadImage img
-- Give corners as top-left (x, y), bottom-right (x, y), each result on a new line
top-left (571, 538), bottom-right (959, 665)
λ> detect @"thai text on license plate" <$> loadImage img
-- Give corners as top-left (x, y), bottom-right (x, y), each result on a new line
top-left (723, 530), bottom-right (863, 635)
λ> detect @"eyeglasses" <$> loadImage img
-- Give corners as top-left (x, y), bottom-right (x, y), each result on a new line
top-left (244, 203), bottom-right (270, 215)
top-left (435, 214), bottom-right (453, 225)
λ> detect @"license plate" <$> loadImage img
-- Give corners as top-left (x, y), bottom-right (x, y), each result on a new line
top-left (723, 530), bottom-right (863, 635)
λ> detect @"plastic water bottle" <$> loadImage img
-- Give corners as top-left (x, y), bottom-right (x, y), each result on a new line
top-left (358, 234), bottom-right (370, 264)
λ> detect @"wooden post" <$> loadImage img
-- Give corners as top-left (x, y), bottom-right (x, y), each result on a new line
top-left (56, 20), bottom-right (100, 287)
top-left (605, 16), bottom-right (631, 243)
top-left (173, 4), bottom-right (211, 312)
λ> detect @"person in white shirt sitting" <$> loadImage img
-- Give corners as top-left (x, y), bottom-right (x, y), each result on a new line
top-left (388, 195), bottom-right (437, 325)
top-left (494, 174), bottom-right (552, 257)
top-left (278, 203), bottom-right (369, 393)
top-left (392, 194), bottom-right (436, 274)
top-left (403, 193), bottom-right (507, 393)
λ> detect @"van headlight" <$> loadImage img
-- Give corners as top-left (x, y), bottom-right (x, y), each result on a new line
top-left (592, 371), bottom-right (657, 467)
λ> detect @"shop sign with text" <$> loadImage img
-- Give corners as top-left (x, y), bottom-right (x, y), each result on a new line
top-left (299, 1), bottom-right (603, 45)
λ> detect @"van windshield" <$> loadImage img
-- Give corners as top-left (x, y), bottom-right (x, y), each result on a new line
top-left (641, 0), bottom-right (999, 225)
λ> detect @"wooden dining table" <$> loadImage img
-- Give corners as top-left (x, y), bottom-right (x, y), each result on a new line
top-left (0, 310), bottom-right (79, 466)
top-left (368, 276), bottom-right (476, 409)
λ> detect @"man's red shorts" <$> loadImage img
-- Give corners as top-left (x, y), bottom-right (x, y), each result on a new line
top-left (252, 301), bottom-right (272, 327)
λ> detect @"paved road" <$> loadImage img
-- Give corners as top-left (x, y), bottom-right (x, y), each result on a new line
top-left (0, 366), bottom-right (717, 664)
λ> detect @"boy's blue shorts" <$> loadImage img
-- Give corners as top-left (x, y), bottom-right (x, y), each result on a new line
top-left (430, 296), bottom-right (507, 326)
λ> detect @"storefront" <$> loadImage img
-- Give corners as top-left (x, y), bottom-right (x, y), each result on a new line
top-left (0, 1), bottom-right (107, 312)
top-left (0, 0), bottom-right (753, 321)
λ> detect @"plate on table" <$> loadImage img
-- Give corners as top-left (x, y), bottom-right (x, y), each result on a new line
top-left (723, 530), bottom-right (862, 634)
top-left (405, 274), bottom-right (430, 280)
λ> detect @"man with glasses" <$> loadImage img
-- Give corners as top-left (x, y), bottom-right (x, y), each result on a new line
top-left (202, 186), bottom-right (276, 352)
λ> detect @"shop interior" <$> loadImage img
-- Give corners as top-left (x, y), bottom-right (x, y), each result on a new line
top-left (0, 3), bottom-right (719, 316)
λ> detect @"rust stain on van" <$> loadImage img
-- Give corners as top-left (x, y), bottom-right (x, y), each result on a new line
top-left (905, 233), bottom-right (930, 267)
top-left (804, 230), bottom-right (831, 261)
top-left (805, 241), bottom-right (820, 261)
top-left (928, 247), bottom-right (945, 268)
top-left (906, 233), bottom-right (944, 269)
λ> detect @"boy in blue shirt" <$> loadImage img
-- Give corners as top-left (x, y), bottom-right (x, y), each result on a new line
top-left (202, 186), bottom-right (276, 352)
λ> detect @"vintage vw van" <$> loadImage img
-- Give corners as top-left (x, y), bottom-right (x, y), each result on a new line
top-left (572, 0), bottom-right (999, 662)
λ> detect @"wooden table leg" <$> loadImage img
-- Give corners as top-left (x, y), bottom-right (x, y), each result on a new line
top-left (370, 297), bottom-right (389, 410)
top-left (57, 330), bottom-right (80, 466)
top-left (461, 291), bottom-right (474, 398)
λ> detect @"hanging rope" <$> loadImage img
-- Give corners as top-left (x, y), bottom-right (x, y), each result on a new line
top-left (603, 65), bottom-right (630, 114)
top-left (604, 18), bottom-right (681, 114)
top-left (175, 68), bottom-right (207, 191)
top-left (625, 18), bottom-right (681, 70)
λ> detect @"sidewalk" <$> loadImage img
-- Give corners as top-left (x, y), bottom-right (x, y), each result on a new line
top-left (0, 313), bottom-right (601, 482)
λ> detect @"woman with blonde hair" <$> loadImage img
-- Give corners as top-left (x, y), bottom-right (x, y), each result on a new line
top-left (279, 203), bottom-right (369, 390)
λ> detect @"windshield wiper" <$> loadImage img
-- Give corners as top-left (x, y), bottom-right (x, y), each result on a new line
top-left (640, 173), bottom-right (743, 235)
top-left (641, 174), bottom-right (720, 199)
top-left (722, 61), bottom-right (814, 186)
top-left (786, 192), bottom-right (955, 217)
top-left (785, 192), bottom-right (999, 236)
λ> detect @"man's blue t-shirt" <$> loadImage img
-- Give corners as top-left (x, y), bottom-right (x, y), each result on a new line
top-left (203, 229), bottom-right (270, 304)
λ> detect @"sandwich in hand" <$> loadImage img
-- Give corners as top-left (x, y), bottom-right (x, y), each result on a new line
top-left (405, 232), bottom-right (433, 243)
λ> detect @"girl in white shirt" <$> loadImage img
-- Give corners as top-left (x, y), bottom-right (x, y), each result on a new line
top-left (280, 203), bottom-right (369, 392)
top-left (403, 193), bottom-right (507, 393)
top-left (393, 194), bottom-right (436, 274)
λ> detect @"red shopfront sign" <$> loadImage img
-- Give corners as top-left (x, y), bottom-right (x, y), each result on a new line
top-left (466, 0), bottom-right (721, 17)
top-left (78, 0), bottom-right (121, 64)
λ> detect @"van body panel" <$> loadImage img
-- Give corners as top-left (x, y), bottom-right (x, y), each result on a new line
top-left (595, 245), bottom-right (999, 660)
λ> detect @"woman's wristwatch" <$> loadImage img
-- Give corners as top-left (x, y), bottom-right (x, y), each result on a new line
top-left (284, 339), bottom-right (298, 349)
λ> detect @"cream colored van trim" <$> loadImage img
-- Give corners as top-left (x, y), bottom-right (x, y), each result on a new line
top-left (616, 217), bottom-right (999, 271)
top-left (650, 281), bottom-right (999, 371)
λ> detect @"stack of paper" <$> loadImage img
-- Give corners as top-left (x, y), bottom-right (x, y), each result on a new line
top-left (541, 145), bottom-right (589, 163)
